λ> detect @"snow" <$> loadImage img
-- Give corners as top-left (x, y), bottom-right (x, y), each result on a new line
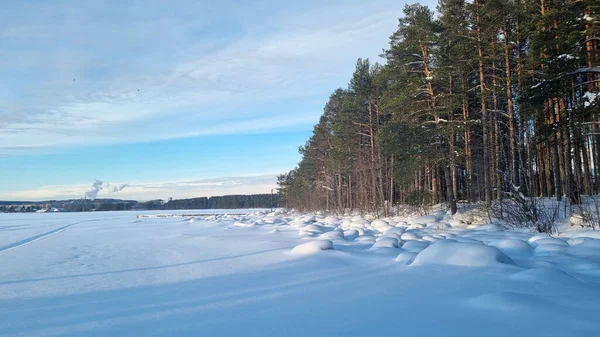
top-left (583, 91), bottom-right (599, 108)
top-left (1, 210), bottom-right (600, 336)
top-left (411, 241), bottom-right (515, 267)
top-left (371, 237), bottom-right (400, 249)
top-left (291, 240), bottom-right (334, 254)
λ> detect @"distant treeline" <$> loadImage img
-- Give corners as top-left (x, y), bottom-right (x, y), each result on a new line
top-left (0, 194), bottom-right (280, 213)
top-left (139, 194), bottom-right (280, 210)
top-left (0, 199), bottom-right (138, 213)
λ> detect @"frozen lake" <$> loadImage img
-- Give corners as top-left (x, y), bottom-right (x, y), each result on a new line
top-left (1, 210), bottom-right (600, 336)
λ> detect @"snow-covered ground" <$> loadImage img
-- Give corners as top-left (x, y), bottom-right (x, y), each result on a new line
top-left (1, 209), bottom-right (600, 336)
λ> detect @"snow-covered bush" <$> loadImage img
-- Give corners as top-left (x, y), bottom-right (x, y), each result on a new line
top-left (492, 186), bottom-right (560, 234)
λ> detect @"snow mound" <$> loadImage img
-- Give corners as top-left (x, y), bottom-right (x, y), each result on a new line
top-left (291, 240), bottom-right (334, 255)
top-left (570, 230), bottom-right (600, 240)
top-left (290, 220), bottom-right (307, 227)
top-left (468, 292), bottom-right (549, 312)
top-left (395, 252), bottom-right (418, 265)
top-left (303, 224), bottom-right (328, 233)
top-left (534, 243), bottom-right (567, 254)
top-left (301, 215), bottom-right (317, 223)
top-left (409, 215), bottom-right (437, 224)
top-left (378, 233), bottom-right (401, 241)
top-left (323, 216), bottom-right (340, 226)
top-left (509, 267), bottom-right (579, 284)
top-left (447, 219), bottom-right (467, 228)
top-left (531, 238), bottom-right (568, 247)
top-left (402, 240), bottom-right (430, 253)
top-left (384, 227), bottom-right (405, 236)
top-left (411, 241), bottom-right (514, 267)
top-left (567, 237), bottom-right (590, 246)
top-left (351, 216), bottom-right (369, 226)
top-left (421, 235), bottom-right (440, 243)
top-left (343, 230), bottom-right (359, 241)
top-left (374, 225), bottom-right (394, 233)
top-left (528, 235), bottom-right (551, 244)
top-left (371, 237), bottom-right (400, 249)
top-left (401, 232), bottom-right (420, 241)
top-left (263, 216), bottom-right (284, 224)
top-left (567, 239), bottom-right (600, 256)
top-left (355, 235), bottom-right (376, 244)
top-left (233, 221), bottom-right (258, 228)
top-left (371, 219), bottom-right (389, 229)
top-left (318, 230), bottom-right (345, 240)
top-left (493, 239), bottom-right (533, 256)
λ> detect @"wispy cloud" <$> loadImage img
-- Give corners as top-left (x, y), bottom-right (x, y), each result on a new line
top-left (0, 0), bottom-right (404, 154)
top-left (0, 174), bottom-right (279, 201)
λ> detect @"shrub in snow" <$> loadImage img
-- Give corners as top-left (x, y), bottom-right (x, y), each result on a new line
top-left (492, 186), bottom-right (560, 233)
top-left (411, 241), bottom-right (514, 267)
top-left (291, 240), bottom-right (334, 255)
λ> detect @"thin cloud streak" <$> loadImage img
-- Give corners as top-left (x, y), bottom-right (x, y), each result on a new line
top-left (0, 1), bottom-right (403, 154)
top-left (0, 175), bottom-right (279, 201)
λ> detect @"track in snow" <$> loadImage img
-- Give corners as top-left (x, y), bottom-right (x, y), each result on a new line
top-left (0, 221), bottom-right (90, 254)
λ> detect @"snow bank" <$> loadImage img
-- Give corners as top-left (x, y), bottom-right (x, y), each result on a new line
top-left (291, 240), bottom-right (334, 255)
top-left (411, 241), bottom-right (514, 267)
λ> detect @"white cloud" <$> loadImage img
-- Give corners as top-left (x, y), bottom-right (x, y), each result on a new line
top-left (0, 1), bottom-right (404, 154)
top-left (0, 174), bottom-right (279, 201)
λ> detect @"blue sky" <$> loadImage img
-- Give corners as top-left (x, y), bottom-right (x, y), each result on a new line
top-left (0, 0), bottom-right (435, 201)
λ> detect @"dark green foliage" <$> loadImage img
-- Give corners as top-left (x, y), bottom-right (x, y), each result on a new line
top-left (279, 0), bottom-right (599, 215)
